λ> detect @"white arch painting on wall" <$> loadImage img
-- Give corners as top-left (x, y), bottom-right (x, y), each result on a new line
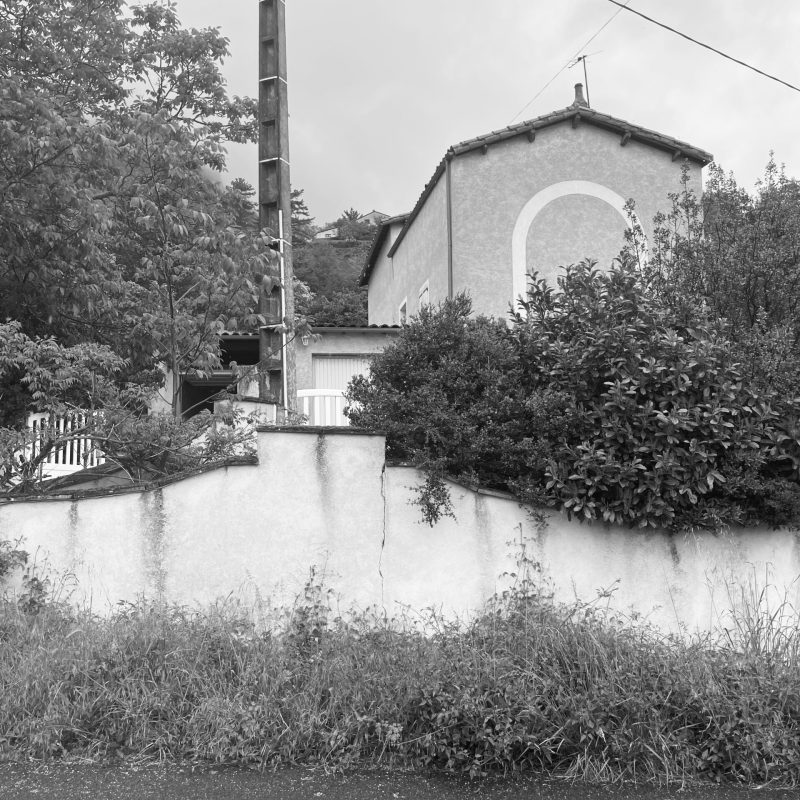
top-left (511, 180), bottom-right (644, 305)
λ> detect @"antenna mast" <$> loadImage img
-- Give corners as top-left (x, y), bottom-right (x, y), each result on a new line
top-left (570, 54), bottom-right (592, 107)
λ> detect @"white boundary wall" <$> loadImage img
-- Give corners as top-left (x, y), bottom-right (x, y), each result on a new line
top-left (1, 429), bottom-right (799, 633)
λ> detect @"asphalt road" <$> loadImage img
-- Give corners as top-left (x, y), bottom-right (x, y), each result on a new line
top-left (0, 764), bottom-right (794, 800)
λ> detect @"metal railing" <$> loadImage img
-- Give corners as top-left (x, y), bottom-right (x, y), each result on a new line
top-left (297, 389), bottom-right (349, 426)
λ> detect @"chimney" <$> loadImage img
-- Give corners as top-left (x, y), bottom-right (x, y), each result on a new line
top-left (571, 83), bottom-right (589, 108)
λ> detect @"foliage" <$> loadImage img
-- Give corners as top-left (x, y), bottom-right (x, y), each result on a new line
top-left (626, 160), bottom-right (800, 399)
top-left (641, 160), bottom-right (800, 338)
top-left (2, 568), bottom-right (800, 785)
top-left (299, 288), bottom-right (368, 327)
top-left (348, 266), bottom-right (800, 530)
top-left (91, 404), bottom-right (255, 484)
top-left (292, 198), bottom-right (380, 326)
top-left (293, 238), bottom-right (369, 300)
top-left (0, 322), bottom-right (126, 492)
top-left (346, 295), bottom-right (576, 522)
top-left (333, 209), bottom-right (378, 242)
top-left (0, 0), bottom-right (274, 417)
top-left (0, 538), bottom-right (27, 585)
top-left (0, 322), bottom-right (125, 424)
top-left (290, 188), bottom-right (315, 248)
top-left (513, 262), bottom-right (800, 530)
top-left (0, 323), bottom-right (253, 494)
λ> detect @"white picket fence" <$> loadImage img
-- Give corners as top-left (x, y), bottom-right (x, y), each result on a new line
top-left (19, 393), bottom-right (348, 481)
top-left (25, 412), bottom-right (105, 477)
top-left (297, 389), bottom-right (349, 426)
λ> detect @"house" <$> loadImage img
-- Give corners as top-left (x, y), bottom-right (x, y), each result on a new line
top-left (295, 324), bottom-right (400, 424)
top-left (19, 86), bottom-right (715, 465)
top-left (313, 211), bottom-right (389, 241)
top-left (175, 326), bottom-right (400, 427)
top-left (300, 84), bottom-right (713, 423)
top-left (359, 84), bottom-right (713, 324)
top-left (314, 225), bottom-right (340, 240)
top-left (356, 210), bottom-right (390, 226)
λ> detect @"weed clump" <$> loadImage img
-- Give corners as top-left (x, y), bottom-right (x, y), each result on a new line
top-left (1, 572), bottom-right (799, 786)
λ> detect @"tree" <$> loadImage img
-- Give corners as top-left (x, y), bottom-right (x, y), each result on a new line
top-left (646, 160), bottom-right (800, 336)
top-left (0, 1), bottom-right (275, 417)
top-left (291, 196), bottom-right (372, 326)
top-left (335, 210), bottom-right (377, 242)
top-left (629, 160), bottom-right (800, 396)
top-left (0, 321), bottom-right (126, 492)
top-left (0, 321), bottom-right (254, 493)
top-left (512, 262), bottom-right (800, 531)
top-left (109, 114), bottom-right (271, 414)
top-left (300, 289), bottom-right (368, 327)
top-left (291, 188), bottom-right (315, 248)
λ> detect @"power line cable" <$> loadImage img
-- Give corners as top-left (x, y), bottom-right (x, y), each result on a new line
top-left (607, 0), bottom-right (800, 93)
top-left (509, 0), bottom-right (632, 123)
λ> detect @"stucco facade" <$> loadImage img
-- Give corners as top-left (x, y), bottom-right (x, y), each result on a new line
top-left (294, 327), bottom-right (400, 424)
top-left (362, 85), bottom-right (711, 323)
top-left (362, 224), bottom-right (399, 326)
top-left (295, 328), bottom-right (400, 391)
top-left (366, 182), bottom-right (448, 325)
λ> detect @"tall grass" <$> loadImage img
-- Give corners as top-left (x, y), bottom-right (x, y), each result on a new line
top-left (1, 568), bottom-right (799, 785)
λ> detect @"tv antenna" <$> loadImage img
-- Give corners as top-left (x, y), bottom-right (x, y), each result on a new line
top-left (568, 51), bottom-right (600, 107)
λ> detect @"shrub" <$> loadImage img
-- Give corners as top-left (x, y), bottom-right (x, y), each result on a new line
top-left (348, 263), bottom-right (800, 531)
top-left (346, 295), bottom-right (578, 522)
top-left (513, 261), bottom-right (800, 530)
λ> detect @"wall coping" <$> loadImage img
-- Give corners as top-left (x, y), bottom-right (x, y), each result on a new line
top-left (0, 456), bottom-right (258, 505)
top-left (256, 425), bottom-right (386, 436)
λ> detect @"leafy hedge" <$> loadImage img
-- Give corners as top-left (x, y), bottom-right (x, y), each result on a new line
top-left (346, 262), bottom-right (800, 531)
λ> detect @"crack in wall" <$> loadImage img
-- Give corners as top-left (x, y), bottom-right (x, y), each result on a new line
top-left (378, 461), bottom-right (386, 604)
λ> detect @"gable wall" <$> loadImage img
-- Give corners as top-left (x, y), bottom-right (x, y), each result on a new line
top-left (449, 122), bottom-right (703, 318)
top-left (367, 178), bottom-right (448, 324)
top-left (366, 227), bottom-right (398, 325)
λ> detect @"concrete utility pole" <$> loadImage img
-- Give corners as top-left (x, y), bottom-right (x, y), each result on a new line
top-left (258, 0), bottom-right (295, 415)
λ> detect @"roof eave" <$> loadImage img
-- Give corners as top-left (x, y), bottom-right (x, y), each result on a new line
top-left (359, 213), bottom-right (410, 286)
top-left (384, 158), bottom-right (448, 261)
top-left (361, 105), bottom-right (713, 287)
top-left (450, 106), bottom-right (713, 165)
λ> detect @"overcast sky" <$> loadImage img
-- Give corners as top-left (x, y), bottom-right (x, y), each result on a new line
top-left (173, 0), bottom-right (800, 227)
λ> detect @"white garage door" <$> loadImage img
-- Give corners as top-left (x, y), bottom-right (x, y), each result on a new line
top-left (312, 355), bottom-right (373, 390)
top-left (299, 355), bottom-right (373, 426)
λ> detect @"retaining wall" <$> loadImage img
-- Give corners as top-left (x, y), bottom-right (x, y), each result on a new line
top-left (1, 428), bottom-right (798, 633)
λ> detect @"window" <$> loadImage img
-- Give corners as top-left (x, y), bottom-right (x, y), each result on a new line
top-left (399, 298), bottom-right (407, 325)
top-left (418, 281), bottom-right (430, 310)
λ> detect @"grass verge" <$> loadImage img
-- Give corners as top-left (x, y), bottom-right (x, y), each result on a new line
top-left (1, 569), bottom-right (799, 785)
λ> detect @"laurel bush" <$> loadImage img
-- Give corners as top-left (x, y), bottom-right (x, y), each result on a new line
top-left (347, 261), bottom-right (800, 531)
